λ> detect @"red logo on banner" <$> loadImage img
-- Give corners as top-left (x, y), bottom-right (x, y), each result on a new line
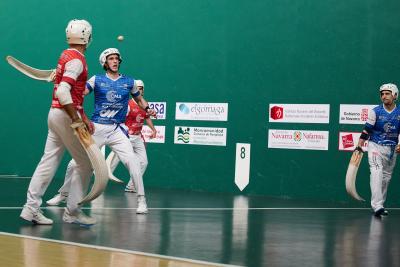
top-left (270, 106), bottom-right (284, 120)
top-left (293, 131), bottom-right (302, 141)
top-left (361, 109), bottom-right (368, 121)
top-left (341, 134), bottom-right (354, 148)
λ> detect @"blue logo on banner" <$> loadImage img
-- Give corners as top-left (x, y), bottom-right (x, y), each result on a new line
top-left (179, 104), bottom-right (190, 114)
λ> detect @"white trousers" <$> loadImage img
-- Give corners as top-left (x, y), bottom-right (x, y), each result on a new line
top-left (25, 108), bottom-right (92, 213)
top-left (58, 123), bottom-right (145, 200)
top-left (368, 142), bottom-right (397, 212)
top-left (109, 134), bottom-right (148, 184)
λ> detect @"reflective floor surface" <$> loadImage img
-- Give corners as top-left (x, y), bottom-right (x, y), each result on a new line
top-left (0, 177), bottom-right (399, 267)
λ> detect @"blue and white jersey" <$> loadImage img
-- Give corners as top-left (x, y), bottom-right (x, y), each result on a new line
top-left (87, 74), bottom-right (140, 124)
top-left (365, 104), bottom-right (400, 146)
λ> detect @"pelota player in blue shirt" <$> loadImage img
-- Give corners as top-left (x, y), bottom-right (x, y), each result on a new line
top-left (47, 48), bottom-right (156, 225)
top-left (357, 83), bottom-right (400, 217)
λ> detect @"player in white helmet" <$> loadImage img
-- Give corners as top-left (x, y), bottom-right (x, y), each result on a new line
top-left (356, 83), bottom-right (400, 217)
top-left (108, 79), bottom-right (157, 193)
top-left (46, 48), bottom-right (156, 214)
top-left (20, 19), bottom-right (96, 225)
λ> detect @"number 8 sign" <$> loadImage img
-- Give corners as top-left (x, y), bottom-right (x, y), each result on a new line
top-left (235, 143), bottom-right (251, 191)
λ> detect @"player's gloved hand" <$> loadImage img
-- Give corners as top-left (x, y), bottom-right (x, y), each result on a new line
top-left (396, 144), bottom-right (400, 153)
top-left (70, 118), bottom-right (85, 129)
top-left (354, 146), bottom-right (364, 153)
top-left (70, 119), bottom-right (93, 148)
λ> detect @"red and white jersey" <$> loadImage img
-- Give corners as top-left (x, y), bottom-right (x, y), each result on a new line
top-left (125, 100), bottom-right (149, 135)
top-left (51, 49), bottom-right (88, 109)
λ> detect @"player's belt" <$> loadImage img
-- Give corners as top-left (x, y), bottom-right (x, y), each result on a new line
top-left (113, 124), bottom-right (129, 138)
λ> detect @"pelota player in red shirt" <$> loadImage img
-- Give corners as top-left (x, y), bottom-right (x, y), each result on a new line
top-left (20, 19), bottom-right (96, 225)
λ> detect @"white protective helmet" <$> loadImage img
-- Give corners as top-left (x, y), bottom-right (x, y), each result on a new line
top-left (135, 80), bottom-right (144, 88)
top-left (380, 83), bottom-right (399, 99)
top-left (134, 80), bottom-right (145, 94)
top-left (66, 19), bottom-right (92, 46)
top-left (99, 48), bottom-right (122, 67)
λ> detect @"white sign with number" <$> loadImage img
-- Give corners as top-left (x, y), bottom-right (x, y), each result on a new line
top-left (235, 143), bottom-right (251, 191)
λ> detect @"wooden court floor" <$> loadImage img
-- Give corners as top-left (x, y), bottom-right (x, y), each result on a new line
top-left (0, 177), bottom-right (400, 267)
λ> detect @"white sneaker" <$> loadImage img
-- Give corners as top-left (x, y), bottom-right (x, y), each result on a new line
top-left (136, 196), bottom-right (148, 214)
top-left (20, 206), bottom-right (53, 225)
top-left (125, 183), bottom-right (136, 193)
top-left (63, 208), bottom-right (96, 226)
top-left (46, 193), bottom-right (67, 206)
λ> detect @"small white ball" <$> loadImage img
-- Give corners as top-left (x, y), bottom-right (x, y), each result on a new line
top-left (117, 35), bottom-right (124, 41)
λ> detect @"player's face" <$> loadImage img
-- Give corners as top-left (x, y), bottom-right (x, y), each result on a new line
top-left (380, 90), bottom-right (395, 105)
top-left (106, 54), bottom-right (120, 73)
top-left (138, 86), bottom-right (144, 96)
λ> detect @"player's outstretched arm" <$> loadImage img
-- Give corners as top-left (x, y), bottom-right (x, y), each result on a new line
top-left (132, 94), bottom-right (156, 117)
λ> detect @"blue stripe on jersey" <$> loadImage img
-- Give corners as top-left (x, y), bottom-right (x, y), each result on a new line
top-left (369, 105), bottom-right (400, 146)
top-left (90, 74), bottom-right (135, 124)
top-left (86, 82), bottom-right (94, 92)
